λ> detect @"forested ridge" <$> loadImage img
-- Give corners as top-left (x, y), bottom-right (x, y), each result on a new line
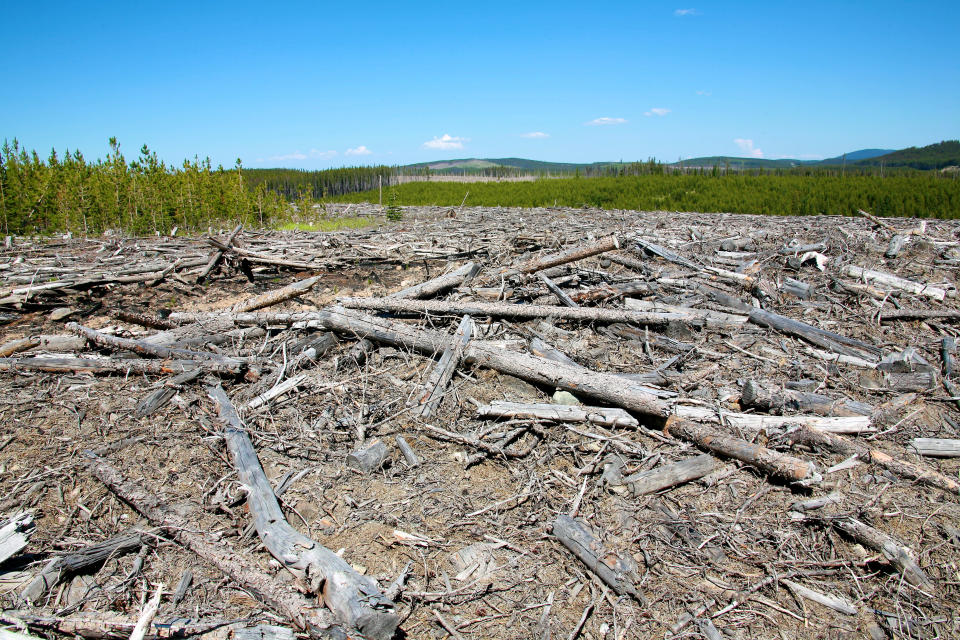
top-left (2, 138), bottom-right (959, 236)
top-left (333, 173), bottom-right (960, 218)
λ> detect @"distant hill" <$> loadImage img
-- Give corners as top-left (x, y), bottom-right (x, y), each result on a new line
top-left (853, 140), bottom-right (960, 170)
top-left (406, 141), bottom-right (959, 174)
top-left (668, 156), bottom-right (805, 169)
top-left (405, 157), bottom-right (615, 173)
top-left (818, 149), bottom-right (895, 164)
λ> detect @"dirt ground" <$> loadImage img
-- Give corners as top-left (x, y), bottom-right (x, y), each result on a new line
top-left (1, 206), bottom-right (959, 640)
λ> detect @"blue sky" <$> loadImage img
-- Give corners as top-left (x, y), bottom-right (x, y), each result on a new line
top-left (3, 1), bottom-right (958, 168)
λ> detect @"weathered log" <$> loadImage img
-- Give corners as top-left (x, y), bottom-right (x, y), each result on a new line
top-left (781, 579), bottom-right (857, 615)
top-left (747, 307), bottom-right (881, 360)
top-left (634, 237), bottom-right (700, 270)
top-left (391, 262), bottom-right (480, 299)
top-left (170, 568), bottom-right (193, 607)
top-left (569, 280), bottom-right (652, 304)
top-left (247, 374), bottom-right (307, 410)
top-left (0, 356), bottom-right (214, 377)
top-left (207, 386), bottom-right (397, 638)
top-left (831, 517), bottom-right (934, 591)
top-left (136, 368), bottom-right (202, 417)
top-left (336, 297), bottom-right (690, 327)
top-left (0, 337), bottom-right (39, 358)
top-left (0, 512), bottom-right (34, 565)
top-left (409, 315), bottom-right (473, 417)
top-left (129, 583), bottom-right (164, 640)
top-left (741, 379), bottom-right (873, 417)
top-left (665, 417), bottom-right (819, 484)
top-left (232, 275), bottom-right (322, 313)
top-left (842, 265), bottom-right (952, 301)
top-left (477, 401), bottom-right (638, 428)
top-left (783, 426), bottom-right (960, 495)
top-left (623, 297), bottom-right (748, 329)
top-left (0, 611), bottom-right (234, 640)
top-left (66, 323), bottom-right (246, 374)
top-left (512, 235), bottom-right (621, 274)
top-left (337, 337), bottom-right (373, 370)
top-left (551, 515), bottom-right (647, 605)
top-left (537, 272), bottom-right (579, 307)
top-left (394, 436), bottom-right (421, 467)
top-left (197, 224), bottom-right (242, 283)
top-left (21, 529), bottom-right (147, 603)
top-left (940, 337), bottom-right (960, 411)
top-left (619, 454), bottom-right (716, 496)
top-left (675, 405), bottom-right (873, 434)
top-left (116, 311), bottom-right (176, 330)
top-left (885, 234), bottom-right (908, 259)
top-left (780, 277), bottom-right (813, 300)
top-left (86, 454), bottom-right (345, 638)
top-left (172, 308), bottom-right (672, 417)
top-left (346, 440), bottom-right (390, 473)
top-left (908, 438), bottom-right (960, 458)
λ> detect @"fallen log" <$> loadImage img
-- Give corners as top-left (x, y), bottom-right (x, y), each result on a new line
top-left (551, 515), bottom-right (647, 605)
top-left (0, 611), bottom-right (235, 640)
top-left (207, 386), bottom-right (397, 638)
top-left (879, 309), bottom-right (960, 322)
top-left (741, 379), bottom-right (873, 417)
top-left (830, 517), bottom-right (934, 591)
top-left (409, 315), bottom-right (473, 418)
top-left (336, 297), bottom-right (691, 327)
top-left (623, 297), bottom-right (748, 329)
top-left (0, 512), bottom-right (34, 565)
top-left (477, 401), bottom-right (638, 428)
top-left (391, 262), bottom-right (480, 299)
top-left (537, 272), bottom-right (579, 308)
top-left (197, 224), bottom-right (242, 283)
top-left (86, 454), bottom-right (345, 639)
top-left (665, 417), bottom-right (820, 484)
top-left (782, 426), bottom-right (960, 495)
top-left (675, 405), bottom-right (873, 434)
top-left (0, 356), bottom-right (224, 377)
top-left (842, 265), bottom-right (952, 301)
top-left (618, 454), bottom-right (716, 496)
top-left (173, 308), bottom-right (670, 418)
top-left (66, 323), bottom-right (246, 374)
top-left (908, 438), bottom-right (960, 458)
top-left (511, 235), bottom-right (621, 274)
top-left (232, 275), bottom-right (322, 313)
top-left (0, 337), bottom-right (39, 358)
top-left (21, 529), bottom-right (147, 603)
top-left (747, 308), bottom-right (881, 360)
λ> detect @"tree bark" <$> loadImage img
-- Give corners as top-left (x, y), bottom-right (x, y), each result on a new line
top-left (207, 386), bottom-right (397, 639)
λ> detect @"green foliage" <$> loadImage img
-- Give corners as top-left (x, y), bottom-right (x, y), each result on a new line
top-left (275, 217), bottom-right (374, 232)
top-left (385, 187), bottom-right (403, 221)
top-left (854, 140), bottom-right (960, 170)
top-left (243, 166), bottom-right (396, 200)
top-left (331, 173), bottom-right (960, 219)
top-left (0, 138), bottom-right (290, 235)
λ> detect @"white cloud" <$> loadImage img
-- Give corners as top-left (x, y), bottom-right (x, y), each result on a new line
top-left (423, 134), bottom-right (468, 150)
top-left (674, 8), bottom-right (699, 16)
top-left (696, 90), bottom-right (711, 96)
top-left (734, 138), bottom-right (764, 158)
top-left (585, 117), bottom-right (627, 126)
top-left (644, 108), bottom-right (671, 117)
top-left (520, 131), bottom-right (550, 138)
top-left (345, 145), bottom-right (372, 156)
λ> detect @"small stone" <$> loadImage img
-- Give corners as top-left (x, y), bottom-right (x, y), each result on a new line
top-left (49, 307), bottom-right (76, 321)
top-left (552, 390), bottom-right (580, 406)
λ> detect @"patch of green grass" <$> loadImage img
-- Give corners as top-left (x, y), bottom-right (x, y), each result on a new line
top-left (274, 216), bottom-right (375, 232)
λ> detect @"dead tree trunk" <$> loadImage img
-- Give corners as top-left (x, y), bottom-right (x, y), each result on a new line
top-left (207, 386), bottom-right (397, 639)
top-left (741, 379), bottom-right (873, 417)
top-left (86, 454), bottom-right (345, 638)
top-left (510, 235), bottom-right (621, 274)
top-left (232, 275), bottom-right (322, 313)
top-left (390, 262), bottom-right (480, 299)
top-left (620, 454), bottom-right (716, 496)
top-left (551, 515), bottom-right (647, 605)
top-left (409, 315), bottom-right (473, 417)
top-left (197, 224), bottom-right (242, 283)
top-left (666, 417), bottom-right (819, 484)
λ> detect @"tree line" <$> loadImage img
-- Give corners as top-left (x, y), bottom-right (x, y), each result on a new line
top-left (3, 138), bottom-right (959, 236)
